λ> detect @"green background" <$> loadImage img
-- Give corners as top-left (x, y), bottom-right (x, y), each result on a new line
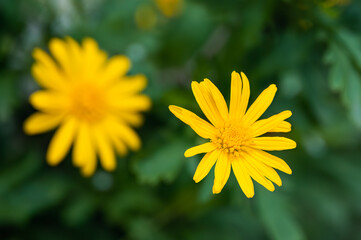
top-left (1, 0), bottom-right (361, 239)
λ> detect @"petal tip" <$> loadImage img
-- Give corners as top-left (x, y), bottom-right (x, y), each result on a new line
top-left (270, 84), bottom-right (277, 91)
top-left (46, 155), bottom-right (61, 166)
top-left (193, 177), bottom-right (201, 183)
top-left (212, 187), bottom-right (221, 194)
top-left (245, 192), bottom-right (254, 198)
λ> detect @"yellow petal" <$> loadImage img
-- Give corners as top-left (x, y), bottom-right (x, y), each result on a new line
top-left (269, 121), bottom-right (291, 133)
top-left (29, 91), bottom-right (68, 112)
top-left (72, 123), bottom-right (95, 167)
top-left (191, 81), bottom-right (223, 128)
top-left (252, 137), bottom-right (296, 151)
top-left (231, 159), bottom-right (254, 198)
top-left (117, 112), bottom-right (144, 127)
top-left (184, 142), bottom-right (216, 158)
top-left (202, 79), bottom-right (229, 121)
top-left (243, 150), bottom-right (282, 186)
top-left (212, 151), bottom-right (231, 194)
top-left (106, 117), bottom-right (141, 151)
top-left (229, 71), bottom-right (243, 120)
top-left (100, 55), bottom-right (131, 86)
top-left (242, 157), bottom-right (275, 192)
top-left (246, 148), bottom-right (292, 174)
top-left (32, 48), bottom-right (58, 70)
top-left (243, 84), bottom-right (277, 124)
top-left (80, 155), bottom-right (97, 177)
top-left (65, 37), bottom-right (83, 77)
top-left (193, 150), bottom-right (220, 183)
top-left (169, 105), bottom-right (218, 139)
top-left (108, 133), bottom-right (128, 156)
top-left (32, 50), bottom-right (66, 90)
top-left (110, 95), bottom-right (151, 112)
top-left (108, 74), bottom-right (147, 95)
top-left (47, 117), bottom-right (78, 166)
top-left (23, 112), bottom-right (64, 135)
top-left (93, 127), bottom-right (116, 171)
top-left (250, 110), bottom-right (292, 137)
top-left (49, 38), bottom-right (72, 76)
top-left (239, 72), bottom-right (250, 118)
top-left (82, 37), bottom-right (107, 80)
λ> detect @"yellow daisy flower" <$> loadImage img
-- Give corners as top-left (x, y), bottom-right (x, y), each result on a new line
top-left (24, 37), bottom-right (151, 176)
top-left (169, 71), bottom-right (296, 198)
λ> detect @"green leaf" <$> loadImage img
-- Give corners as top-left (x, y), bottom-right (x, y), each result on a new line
top-left (61, 192), bottom-right (96, 226)
top-left (324, 41), bottom-right (361, 128)
top-left (0, 173), bottom-right (69, 224)
top-left (0, 150), bottom-right (42, 196)
top-left (132, 139), bottom-right (188, 185)
top-left (256, 190), bottom-right (305, 240)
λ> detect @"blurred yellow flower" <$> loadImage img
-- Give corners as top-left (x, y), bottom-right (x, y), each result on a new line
top-left (24, 37), bottom-right (151, 176)
top-left (169, 72), bottom-right (296, 198)
top-left (135, 4), bottom-right (158, 30)
top-left (155, 0), bottom-right (183, 18)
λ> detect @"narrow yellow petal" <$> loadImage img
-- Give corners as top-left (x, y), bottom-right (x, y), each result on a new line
top-left (184, 142), bottom-right (216, 158)
top-left (243, 158), bottom-right (275, 192)
top-left (32, 49), bottom-right (66, 90)
top-left (65, 37), bottom-right (83, 77)
top-left (268, 121), bottom-right (291, 133)
top-left (100, 55), bottom-right (131, 86)
top-left (93, 127), bottom-right (116, 171)
top-left (246, 148), bottom-right (292, 174)
top-left (202, 79), bottom-right (229, 121)
top-left (169, 105), bottom-right (218, 139)
top-left (47, 117), bottom-right (78, 166)
top-left (231, 159), bottom-right (254, 198)
top-left (193, 150), bottom-right (220, 183)
top-left (250, 110), bottom-right (292, 137)
top-left (191, 81), bottom-right (223, 127)
top-left (106, 117), bottom-right (141, 151)
top-left (239, 72), bottom-right (250, 117)
top-left (108, 74), bottom-right (147, 94)
top-left (49, 38), bottom-right (72, 75)
top-left (243, 84), bottom-right (277, 124)
top-left (212, 151), bottom-right (231, 194)
top-left (29, 91), bottom-right (68, 112)
top-left (108, 134), bottom-right (128, 156)
top-left (229, 71), bottom-right (243, 120)
top-left (72, 123), bottom-right (94, 167)
top-left (252, 137), bottom-right (297, 151)
top-left (23, 113), bottom-right (64, 135)
top-left (32, 48), bottom-right (57, 70)
top-left (80, 155), bottom-right (97, 177)
top-left (116, 112), bottom-right (144, 127)
top-left (243, 151), bottom-right (282, 186)
top-left (103, 117), bottom-right (129, 156)
top-left (82, 37), bottom-right (107, 80)
top-left (110, 95), bottom-right (151, 112)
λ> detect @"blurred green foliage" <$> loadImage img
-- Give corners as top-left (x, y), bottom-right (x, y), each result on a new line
top-left (1, 0), bottom-right (361, 239)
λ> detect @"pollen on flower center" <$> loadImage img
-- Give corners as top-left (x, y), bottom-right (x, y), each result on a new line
top-left (70, 83), bottom-right (107, 122)
top-left (213, 123), bottom-right (252, 157)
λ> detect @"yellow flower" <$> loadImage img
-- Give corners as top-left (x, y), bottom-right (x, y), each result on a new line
top-left (169, 71), bottom-right (296, 198)
top-left (155, 0), bottom-right (183, 18)
top-left (24, 37), bottom-right (151, 176)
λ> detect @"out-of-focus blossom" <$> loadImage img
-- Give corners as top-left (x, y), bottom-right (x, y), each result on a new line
top-left (24, 37), bottom-right (151, 176)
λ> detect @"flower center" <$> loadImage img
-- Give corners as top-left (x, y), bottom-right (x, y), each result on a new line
top-left (69, 82), bottom-right (107, 123)
top-left (213, 123), bottom-right (252, 157)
